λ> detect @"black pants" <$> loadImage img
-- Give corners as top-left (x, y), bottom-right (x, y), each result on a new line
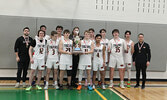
top-left (71, 54), bottom-right (79, 85)
top-left (16, 60), bottom-right (29, 82)
top-left (135, 63), bottom-right (147, 86)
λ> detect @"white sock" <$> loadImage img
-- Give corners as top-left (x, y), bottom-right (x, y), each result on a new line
top-left (121, 81), bottom-right (124, 84)
top-left (98, 71), bottom-right (100, 81)
top-left (54, 81), bottom-right (58, 85)
top-left (79, 83), bottom-right (81, 85)
top-left (79, 70), bottom-right (83, 82)
top-left (110, 80), bottom-right (113, 84)
top-left (127, 67), bottom-right (131, 81)
top-left (46, 81), bottom-right (49, 86)
top-left (88, 83), bottom-right (90, 86)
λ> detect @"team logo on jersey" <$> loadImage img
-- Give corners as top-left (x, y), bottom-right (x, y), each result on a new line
top-left (38, 45), bottom-right (45, 48)
top-left (94, 49), bottom-right (102, 52)
top-left (64, 44), bottom-right (72, 47)
top-left (49, 46), bottom-right (58, 49)
top-left (82, 45), bottom-right (91, 48)
top-left (114, 44), bottom-right (121, 47)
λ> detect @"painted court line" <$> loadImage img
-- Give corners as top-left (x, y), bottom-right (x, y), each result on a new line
top-left (109, 88), bottom-right (128, 100)
top-left (45, 90), bottom-right (49, 100)
top-left (94, 89), bottom-right (107, 100)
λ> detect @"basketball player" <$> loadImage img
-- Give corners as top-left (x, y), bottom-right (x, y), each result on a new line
top-left (108, 29), bottom-right (127, 89)
top-left (123, 31), bottom-right (134, 88)
top-left (77, 30), bottom-right (94, 91)
top-left (89, 28), bottom-right (95, 42)
top-left (99, 29), bottom-right (109, 85)
top-left (26, 30), bottom-right (47, 90)
top-left (92, 34), bottom-right (106, 89)
top-left (59, 29), bottom-right (73, 90)
top-left (44, 31), bottom-right (60, 90)
top-left (32, 25), bottom-right (50, 86)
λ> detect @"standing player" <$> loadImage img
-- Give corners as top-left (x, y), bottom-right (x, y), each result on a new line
top-left (44, 31), bottom-right (60, 90)
top-left (108, 29), bottom-right (127, 89)
top-left (59, 29), bottom-right (73, 90)
top-left (92, 34), bottom-right (106, 89)
top-left (99, 29), bottom-right (109, 85)
top-left (123, 31), bottom-right (134, 88)
top-left (32, 25), bottom-right (50, 86)
top-left (77, 30), bottom-right (94, 91)
top-left (26, 30), bottom-right (47, 90)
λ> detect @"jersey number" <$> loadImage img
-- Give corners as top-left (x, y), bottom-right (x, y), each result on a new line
top-left (52, 49), bottom-right (55, 55)
top-left (66, 48), bottom-right (71, 52)
top-left (85, 49), bottom-right (88, 52)
top-left (115, 47), bottom-right (120, 53)
top-left (40, 48), bottom-right (44, 54)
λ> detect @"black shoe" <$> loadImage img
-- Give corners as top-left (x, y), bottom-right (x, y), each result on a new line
top-left (68, 85), bottom-right (73, 90)
top-left (141, 85), bottom-right (145, 89)
top-left (59, 85), bottom-right (64, 90)
top-left (134, 84), bottom-right (140, 88)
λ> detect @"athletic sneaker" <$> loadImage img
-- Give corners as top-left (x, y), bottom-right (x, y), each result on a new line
top-left (31, 81), bottom-right (36, 86)
top-left (59, 85), bottom-right (64, 90)
top-left (127, 81), bottom-right (131, 88)
top-left (102, 85), bottom-right (106, 90)
top-left (54, 85), bottom-right (59, 89)
top-left (25, 86), bottom-right (32, 91)
top-left (44, 85), bottom-right (48, 90)
top-left (22, 82), bottom-right (26, 88)
top-left (98, 81), bottom-right (102, 86)
top-left (134, 84), bottom-right (140, 88)
top-left (88, 85), bottom-right (93, 91)
top-left (92, 85), bottom-right (95, 89)
top-left (15, 82), bottom-right (20, 88)
top-left (36, 85), bottom-right (42, 90)
top-left (68, 85), bottom-right (73, 90)
top-left (77, 85), bottom-right (82, 90)
top-left (120, 83), bottom-right (125, 89)
top-left (109, 83), bottom-right (114, 88)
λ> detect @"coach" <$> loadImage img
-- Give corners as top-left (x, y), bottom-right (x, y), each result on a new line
top-left (133, 33), bottom-right (151, 89)
top-left (14, 27), bottom-right (33, 88)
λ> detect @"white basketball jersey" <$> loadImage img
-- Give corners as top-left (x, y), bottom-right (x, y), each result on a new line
top-left (79, 39), bottom-right (92, 65)
top-left (93, 44), bottom-right (103, 64)
top-left (100, 38), bottom-right (109, 62)
top-left (109, 38), bottom-right (127, 57)
top-left (57, 36), bottom-right (64, 42)
top-left (124, 40), bottom-right (133, 63)
top-left (59, 39), bottom-right (72, 65)
top-left (47, 39), bottom-right (59, 60)
top-left (33, 38), bottom-right (47, 59)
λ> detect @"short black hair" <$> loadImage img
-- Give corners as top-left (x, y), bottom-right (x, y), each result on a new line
top-left (51, 31), bottom-right (57, 36)
top-left (40, 25), bottom-right (47, 29)
top-left (56, 25), bottom-right (63, 30)
top-left (124, 30), bottom-right (131, 37)
top-left (63, 29), bottom-right (70, 34)
top-left (138, 33), bottom-right (144, 37)
top-left (23, 27), bottom-right (30, 31)
top-left (99, 29), bottom-right (106, 33)
top-left (95, 34), bottom-right (102, 39)
top-left (89, 28), bottom-right (95, 32)
top-left (112, 29), bottom-right (119, 34)
top-left (37, 30), bottom-right (45, 37)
